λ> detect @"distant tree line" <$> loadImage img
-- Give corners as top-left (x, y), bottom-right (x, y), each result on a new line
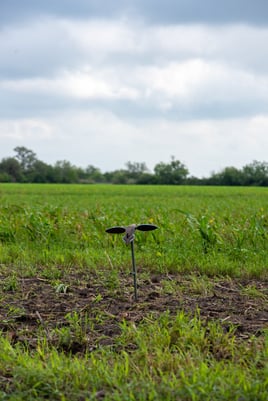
top-left (0, 147), bottom-right (267, 186)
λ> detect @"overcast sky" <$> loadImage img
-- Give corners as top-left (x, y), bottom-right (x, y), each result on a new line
top-left (1, 0), bottom-right (268, 177)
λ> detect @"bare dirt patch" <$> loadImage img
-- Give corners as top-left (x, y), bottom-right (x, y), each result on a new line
top-left (1, 272), bottom-right (268, 352)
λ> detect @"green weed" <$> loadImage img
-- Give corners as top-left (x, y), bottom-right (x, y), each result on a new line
top-left (3, 275), bottom-right (19, 292)
top-left (0, 184), bottom-right (268, 400)
top-left (0, 312), bottom-right (268, 400)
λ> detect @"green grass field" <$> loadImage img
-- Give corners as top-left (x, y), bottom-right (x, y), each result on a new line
top-left (0, 184), bottom-right (267, 400)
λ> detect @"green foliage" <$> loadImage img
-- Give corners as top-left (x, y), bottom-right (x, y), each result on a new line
top-left (0, 184), bottom-right (268, 400)
top-left (208, 160), bottom-right (268, 186)
top-left (55, 283), bottom-right (69, 294)
top-left (177, 210), bottom-right (222, 253)
top-left (2, 274), bottom-right (18, 292)
top-left (154, 156), bottom-right (189, 184)
top-left (242, 160), bottom-right (268, 186)
top-left (1, 147), bottom-right (267, 185)
top-left (0, 313), bottom-right (267, 400)
top-left (0, 157), bottom-right (22, 182)
top-left (0, 184), bottom-right (267, 277)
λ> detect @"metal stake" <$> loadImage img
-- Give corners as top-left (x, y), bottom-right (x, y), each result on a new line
top-left (130, 241), bottom-right (137, 301)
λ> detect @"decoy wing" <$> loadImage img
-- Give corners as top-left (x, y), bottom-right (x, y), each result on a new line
top-left (106, 226), bottom-right (126, 234)
top-left (136, 224), bottom-right (158, 231)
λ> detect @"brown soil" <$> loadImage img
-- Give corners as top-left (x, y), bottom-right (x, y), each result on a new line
top-left (0, 272), bottom-right (268, 353)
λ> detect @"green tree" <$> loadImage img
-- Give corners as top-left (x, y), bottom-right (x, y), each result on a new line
top-left (0, 157), bottom-right (22, 182)
top-left (85, 165), bottom-right (104, 183)
top-left (242, 160), bottom-right (268, 186)
top-left (108, 169), bottom-right (128, 184)
top-left (208, 167), bottom-right (244, 186)
top-left (52, 160), bottom-right (79, 183)
top-left (125, 161), bottom-right (149, 174)
top-left (14, 146), bottom-right (37, 176)
top-left (154, 156), bottom-right (189, 184)
top-left (30, 160), bottom-right (53, 183)
top-left (124, 161), bottom-right (151, 184)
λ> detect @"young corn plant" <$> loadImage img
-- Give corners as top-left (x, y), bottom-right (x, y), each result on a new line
top-left (178, 210), bottom-right (222, 253)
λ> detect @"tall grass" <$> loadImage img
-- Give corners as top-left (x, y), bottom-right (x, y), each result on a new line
top-left (0, 184), bottom-right (267, 278)
top-left (0, 312), bottom-right (268, 400)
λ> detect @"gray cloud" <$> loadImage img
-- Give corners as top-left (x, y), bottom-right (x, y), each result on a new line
top-left (2, 0), bottom-right (268, 25)
top-left (1, 20), bottom-right (268, 120)
top-left (0, 0), bottom-right (267, 177)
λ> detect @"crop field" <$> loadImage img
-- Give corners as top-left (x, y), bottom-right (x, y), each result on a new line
top-left (0, 183), bottom-right (267, 400)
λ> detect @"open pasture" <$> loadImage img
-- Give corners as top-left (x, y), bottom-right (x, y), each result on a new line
top-left (0, 184), bottom-right (267, 400)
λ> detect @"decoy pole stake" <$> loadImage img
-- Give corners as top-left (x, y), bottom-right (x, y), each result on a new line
top-left (105, 224), bottom-right (158, 301)
top-left (130, 240), bottom-right (137, 301)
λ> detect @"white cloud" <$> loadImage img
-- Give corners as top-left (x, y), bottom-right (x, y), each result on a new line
top-left (0, 68), bottom-right (140, 100)
top-left (1, 13), bottom-right (268, 176)
top-left (1, 57), bottom-right (268, 114)
top-left (136, 59), bottom-right (268, 105)
top-left (0, 119), bottom-right (53, 140)
top-left (64, 18), bottom-right (143, 54)
top-left (2, 17), bottom-right (268, 74)
top-left (62, 69), bottom-right (140, 100)
top-left (1, 17), bottom-right (268, 114)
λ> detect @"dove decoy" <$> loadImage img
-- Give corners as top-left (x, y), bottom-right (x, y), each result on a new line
top-left (105, 223), bottom-right (158, 301)
top-left (106, 223), bottom-right (158, 244)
